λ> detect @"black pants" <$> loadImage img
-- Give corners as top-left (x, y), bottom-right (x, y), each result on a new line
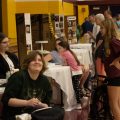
top-left (72, 75), bottom-right (83, 103)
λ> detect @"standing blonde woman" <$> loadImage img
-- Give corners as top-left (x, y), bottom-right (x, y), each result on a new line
top-left (100, 19), bottom-right (120, 120)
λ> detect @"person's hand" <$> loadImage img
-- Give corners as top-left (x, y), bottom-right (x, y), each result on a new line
top-left (13, 69), bottom-right (19, 72)
top-left (38, 102), bottom-right (48, 108)
top-left (26, 98), bottom-right (48, 108)
top-left (110, 58), bottom-right (120, 70)
top-left (80, 64), bottom-right (85, 71)
top-left (27, 98), bottom-right (40, 107)
top-left (11, 69), bottom-right (19, 75)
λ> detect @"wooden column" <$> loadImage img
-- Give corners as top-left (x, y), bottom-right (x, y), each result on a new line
top-left (16, 14), bottom-right (27, 66)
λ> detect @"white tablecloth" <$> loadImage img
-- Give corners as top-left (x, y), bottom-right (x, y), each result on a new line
top-left (44, 65), bottom-right (77, 111)
top-left (70, 43), bottom-right (93, 65)
top-left (70, 43), bottom-right (92, 53)
top-left (71, 49), bottom-right (90, 67)
top-left (70, 43), bottom-right (95, 76)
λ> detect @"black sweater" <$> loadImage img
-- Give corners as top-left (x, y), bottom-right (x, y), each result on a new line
top-left (0, 52), bottom-right (19, 79)
top-left (1, 70), bottom-right (52, 120)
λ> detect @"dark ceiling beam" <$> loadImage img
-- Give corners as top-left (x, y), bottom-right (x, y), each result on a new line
top-left (63, 0), bottom-right (120, 5)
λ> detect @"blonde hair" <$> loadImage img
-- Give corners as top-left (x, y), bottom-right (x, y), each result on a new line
top-left (95, 13), bottom-right (105, 22)
top-left (101, 19), bottom-right (120, 56)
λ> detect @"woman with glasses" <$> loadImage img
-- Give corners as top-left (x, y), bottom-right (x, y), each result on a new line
top-left (0, 32), bottom-right (19, 80)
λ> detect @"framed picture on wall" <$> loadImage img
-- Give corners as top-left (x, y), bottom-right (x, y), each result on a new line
top-left (25, 25), bottom-right (30, 33)
top-left (54, 14), bottom-right (64, 37)
top-left (67, 16), bottom-right (77, 43)
top-left (55, 22), bottom-right (59, 29)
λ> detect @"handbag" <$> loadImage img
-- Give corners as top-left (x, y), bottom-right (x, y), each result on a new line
top-left (31, 107), bottom-right (64, 120)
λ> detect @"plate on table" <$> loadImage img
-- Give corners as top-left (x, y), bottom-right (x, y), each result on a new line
top-left (32, 107), bottom-right (52, 113)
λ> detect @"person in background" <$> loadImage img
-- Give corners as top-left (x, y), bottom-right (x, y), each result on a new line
top-left (44, 37), bottom-right (65, 65)
top-left (116, 14), bottom-right (120, 31)
top-left (0, 32), bottom-right (19, 79)
top-left (94, 13), bottom-right (106, 84)
top-left (1, 51), bottom-right (52, 120)
top-left (88, 14), bottom-right (100, 44)
top-left (57, 40), bottom-right (90, 108)
top-left (76, 24), bottom-right (82, 43)
top-left (104, 10), bottom-right (113, 20)
top-left (81, 17), bottom-right (93, 43)
top-left (81, 17), bottom-right (93, 36)
top-left (100, 19), bottom-right (120, 120)
top-left (104, 10), bottom-right (119, 31)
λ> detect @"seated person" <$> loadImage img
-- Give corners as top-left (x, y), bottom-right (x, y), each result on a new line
top-left (44, 37), bottom-right (65, 65)
top-left (0, 32), bottom-right (19, 79)
top-left (57, 40), bottom-right (90, 108)
top-left (1, 50), bottom-right (52, 120)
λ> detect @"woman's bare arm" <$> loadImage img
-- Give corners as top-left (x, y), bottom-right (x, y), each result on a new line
top-left (8, 98), bottom-right (48, 108)
top-left (94, 40), bottom-right (103, 54)
top-left (44, 54), bottom-right (53, 62)
top-left (110, 57), bottom-right (120, 70)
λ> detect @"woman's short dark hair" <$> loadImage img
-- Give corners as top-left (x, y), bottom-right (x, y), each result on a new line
top-left (0, 32), bottom-right (7, 43)
top-left (22, 50), bottom-right (47, 74)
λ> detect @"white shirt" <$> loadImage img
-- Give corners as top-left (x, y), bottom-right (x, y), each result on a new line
top-left (2, 54), bottom-right (14, 72)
